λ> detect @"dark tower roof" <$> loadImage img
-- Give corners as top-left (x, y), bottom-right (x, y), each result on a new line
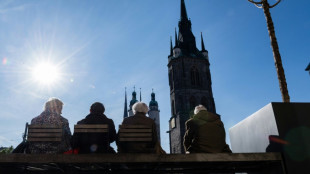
top-left (174, 28), bottom-right (178, 48)
top-left (180, 0), bottom-right (188, 22)
top-left (177, 0), bottom-right (198, 56)
top-left (130, 87), bottom-right (138, 108)
top-left (170, 36), bottom-right (173, 56)
top-left (201, 32), bottom-right (207, 52)
top-left (139, 88), bottom-right (142, 101)
top-left (306, 63), bottom-right (310, 71)
top-left (149, 90), bottom-right (158, 107)
top-left (123, 88), bottom-right (128, 118)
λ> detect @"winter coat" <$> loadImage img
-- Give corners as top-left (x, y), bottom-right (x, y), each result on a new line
top-left (73, 113), bottom-right (117, 153)
top-left (183, 110), bottom-right (231, 153)
top-left (117, 112), bottom-right (164, 154)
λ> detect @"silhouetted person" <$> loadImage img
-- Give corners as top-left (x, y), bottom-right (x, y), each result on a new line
top-left (117, 102), bottom-right (165, 154)
top-left (184, 105), bottom-right (231, 153)
top-left (73, 102), bottom-right (116, 153)
top-left (28, 97), bottom-right (72, 154)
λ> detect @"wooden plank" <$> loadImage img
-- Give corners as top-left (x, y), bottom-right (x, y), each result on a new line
top-left (74, 124), bottom-right (108, 129)
top-left (28, 129), bottom-right (62, 133)
top-left (119, 137), bottom-right (153, 142)
top-left (74, 129), bottom-right (108, 133)
top-left (28, 125), bottom-right (62, 129)
top-left (119, 133), bottom-right (152, 137)
top-left (27, 137), bottom-right (61, 142)
top-left (119, 125), bottom-right (151, 129)
top-left (119, 129), bottom-right (152, 133)
top-left (0, 153), bottom-right (284, 163)
top-left (28, 133), bottom-right (62, 137)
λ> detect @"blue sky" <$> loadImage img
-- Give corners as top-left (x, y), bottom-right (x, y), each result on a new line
top-left (0, 0), bottom-right (309, 153)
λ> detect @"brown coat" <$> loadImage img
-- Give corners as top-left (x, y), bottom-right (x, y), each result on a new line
top-left (117, 112), bottom-right (163, 153)
top-left (183, 110), bottom-right (231, 153)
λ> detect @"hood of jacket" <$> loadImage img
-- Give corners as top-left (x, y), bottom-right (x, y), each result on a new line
top-left (192, 110), bottom-right (220, 123)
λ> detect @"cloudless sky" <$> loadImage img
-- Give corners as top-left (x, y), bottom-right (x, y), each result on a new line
top-left (0, 0), bottom-right (309, 153)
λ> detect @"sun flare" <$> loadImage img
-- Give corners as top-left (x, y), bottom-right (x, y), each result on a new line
top-left (32, 62), bottom-right (60, 85)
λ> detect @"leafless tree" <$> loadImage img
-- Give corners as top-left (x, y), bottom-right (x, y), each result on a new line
top-left (248, 0), bottom-right (290, 102)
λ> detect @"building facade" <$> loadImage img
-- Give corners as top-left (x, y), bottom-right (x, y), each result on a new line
top-left (168, 0), bottom-right (216, 154)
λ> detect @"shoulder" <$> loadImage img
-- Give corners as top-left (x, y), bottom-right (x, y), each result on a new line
top-left (60, 116), bottom-right (69, 124)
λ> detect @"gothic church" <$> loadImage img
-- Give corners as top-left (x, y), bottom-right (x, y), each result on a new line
top-left (168, 0), bottom-right (216, 154)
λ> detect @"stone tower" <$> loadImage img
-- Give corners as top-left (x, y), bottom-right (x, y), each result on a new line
top-left (148, 90), bottom-right (161, 144)
top-left (168, 0), bottom-right (216, 154)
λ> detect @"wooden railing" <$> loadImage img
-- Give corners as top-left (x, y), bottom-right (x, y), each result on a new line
top-left (0, 153), bottom-right (286, 173)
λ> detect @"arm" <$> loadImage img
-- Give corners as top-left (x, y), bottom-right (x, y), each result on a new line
top-left (183, 120), bottom-right (195, 152)
top-left (108, 119), bottom-right (117, 143)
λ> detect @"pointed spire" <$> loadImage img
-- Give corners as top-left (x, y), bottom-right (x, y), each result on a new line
top-left (170, 36), bottom-right (173, 56)
top-left (201, 32), bottom-right (206, 52)
top-left (123, 87), bottom-right (128, 118)
top-left (175, 28), bottom-right (178, 47)
top-left (180, 0), bottom-right (188, 21)
top-left (139, 88), bottom-right (142, 101)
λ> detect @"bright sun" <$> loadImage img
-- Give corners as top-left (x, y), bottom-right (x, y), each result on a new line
top-left (32, 62), bottom-right (60, 85)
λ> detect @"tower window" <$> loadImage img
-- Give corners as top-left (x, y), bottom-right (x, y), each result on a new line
top-left (189, 96), bottom-right (196, 111)
top-left (171, 100), bottom-right (175, 116)
top-left (191, 67), bottom-right (200, 86)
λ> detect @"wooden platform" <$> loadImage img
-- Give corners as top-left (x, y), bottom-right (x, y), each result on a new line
top-left (0, 153), bottom-right (286, 173)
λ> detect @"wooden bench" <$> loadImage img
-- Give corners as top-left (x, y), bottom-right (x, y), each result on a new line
top-left (73, 124), bottom-right (109, 153)
top-left (0, 153), bottom-right (287, 173)
top-left (27, 125), bottom-right (63, 142)
top-left (74, 124), bottom-right (108, 133)
top-left (118, 125), bottom-right (153, 142)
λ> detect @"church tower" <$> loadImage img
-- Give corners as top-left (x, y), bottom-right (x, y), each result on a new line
top-left (128, 88), bottom-right (138, 117)
top-left (148, 90), bottom-right (161, 144)
top-left (168, 0), bottom-right (216, 154)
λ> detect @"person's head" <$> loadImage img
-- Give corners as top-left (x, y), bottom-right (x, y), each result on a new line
top-left (44, 97), bottom-right (63, 114)
top-left (90, 102), bottom-right (105, 114)
top-left (132, 102), bottom-right (148, 115)
top-left (194, 105), bottom-right (207, 115)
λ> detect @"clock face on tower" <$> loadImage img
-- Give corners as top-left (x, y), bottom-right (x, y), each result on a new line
top-left (173, 48), bottom-right (181, 58)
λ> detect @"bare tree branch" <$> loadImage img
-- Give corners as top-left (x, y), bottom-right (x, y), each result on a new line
top-left (269, 0), bottom-right (282, 8)
top-left (248, 0), bottom-right (263, 8)
top-left (247, 0), bottom-right (263, 4)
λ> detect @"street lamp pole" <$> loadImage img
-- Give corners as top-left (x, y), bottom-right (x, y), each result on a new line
top-left (248, 0), bottom-right (290, 102)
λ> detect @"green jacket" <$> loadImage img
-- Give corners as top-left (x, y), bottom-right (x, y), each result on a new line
top-left (183, 110), bottom-right (231, 153)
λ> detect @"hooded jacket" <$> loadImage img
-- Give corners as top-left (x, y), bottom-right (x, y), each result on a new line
top-left (73, 113), bottom-right (117, 153)
top-left (183, 110), bottom-right (231, 153)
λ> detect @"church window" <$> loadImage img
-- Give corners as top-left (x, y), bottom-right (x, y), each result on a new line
top-left (191, 67), bottom-right (200, 86)
top-left (170, 117), bottom-right (176, 129)
top-left (171, 100), bottom-right (175, 116)
top-left (169, 70), bottom-right (174, 90)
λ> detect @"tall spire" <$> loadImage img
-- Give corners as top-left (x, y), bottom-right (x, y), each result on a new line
top-left (201, 32), bottom-right (206, 52)
top-left (123, 87), bottom-right (128, 118)
top-left (174, 28), bottom-right (178, 47)
top-left (170, 36), bottom-right (173, 56)
top-left (180, 0), bottom-right (188, 21)
top-left (139, 88), bottom-right (142, 101)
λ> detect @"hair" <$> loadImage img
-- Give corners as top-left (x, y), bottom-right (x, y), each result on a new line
top-left (90, 102), bottom-right (105, 114)
top-left (194, 105), bottom-right (207, 115)
top-left (44, 97), bottom-right (63, 111)
top-left (132, 102), bottom-right (149, 114)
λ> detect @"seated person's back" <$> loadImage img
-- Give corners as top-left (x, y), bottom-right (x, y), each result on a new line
top-left (183, 105), bottom-right (231, 153)
top-left (117, 102), bottom-right (160, 153)
top-left (73, 102), bottom-right (116, 153)
top-left (28, 97), bottom-right (72, 154)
